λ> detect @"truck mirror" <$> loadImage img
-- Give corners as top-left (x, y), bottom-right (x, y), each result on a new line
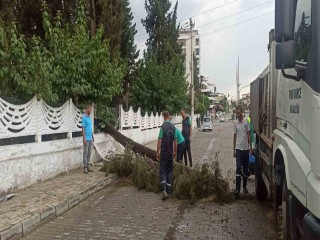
top-left (276, 40), bottom-right (296, 69)
top-left (275, 0), bottom-right (296, 42)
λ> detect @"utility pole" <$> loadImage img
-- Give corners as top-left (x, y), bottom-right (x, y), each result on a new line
top-left (190, 18), bottom-right (195, 128)
top-left (236, 57), bottom-right (240, 104)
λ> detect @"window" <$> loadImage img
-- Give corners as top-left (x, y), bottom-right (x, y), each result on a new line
top-left (196, 48), bottom-right (200, 56)
top-left (294, 0), bottom-right (312, 63)
top-left (196, 38), bottom-right (200, 46)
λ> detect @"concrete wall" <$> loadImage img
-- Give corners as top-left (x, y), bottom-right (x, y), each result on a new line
top-left (0, 133), bottom-right (119, 194)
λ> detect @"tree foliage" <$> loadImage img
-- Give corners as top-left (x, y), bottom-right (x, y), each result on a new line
top-left (132, 0), bottom-right (188, 113)
top-left (120, 0), bottom-right (139, 108)
top-left (0, 0), bottom-right (78, 38)
top-left (96, 0), bottom-right (123, 59)
top-left (0, 0), bottom-right (139, 107)
top-left (195, 94), bottom-right (210, 117)
top-left (142, 0), bottom-right (181, 64)
top-left (133, 53), bottom-right (188, 113)
top-left (0, 1), bottom-right (125, 106)
top-left (90, 0), bottom-right (139, 107)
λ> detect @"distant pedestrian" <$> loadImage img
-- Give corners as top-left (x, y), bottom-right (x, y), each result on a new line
top-left (180, 109), bottom-right (193, 167)
top-left (82, 105), bottom-right (94, 174)
top-left (157, 111), bottom-right (177, 200)
top-left (233, 105), bottom-right (252, 197)
top-left (196, 117), bottom-right (200, 128)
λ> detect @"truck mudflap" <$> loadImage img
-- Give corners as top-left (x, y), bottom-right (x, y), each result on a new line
top-left (304, 212), bottom-right (320, 240)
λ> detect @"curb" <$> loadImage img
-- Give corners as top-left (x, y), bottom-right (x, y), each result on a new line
top-left (0, 174), bottom-right (117, 240)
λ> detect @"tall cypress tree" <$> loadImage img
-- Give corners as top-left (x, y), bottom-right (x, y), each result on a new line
top-left (0, 0), bottom-right (78, 38)
top-left (142, 0), bottom-right (181, 63)
top-left (96, 0), bottom-right (124, 60)
top-left (120, 0), bottom-right (139, 108)
top-left (133, 0), bottom-right (188, 113)
top-left (95, 0), bottom-right (139, 108)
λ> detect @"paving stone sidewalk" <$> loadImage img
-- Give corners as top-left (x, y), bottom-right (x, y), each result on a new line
top-left (0, 166), bottom-right (116, 240)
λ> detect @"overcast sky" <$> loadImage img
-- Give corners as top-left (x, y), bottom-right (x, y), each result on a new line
top-left (130, 0), bottom-right (274, 98)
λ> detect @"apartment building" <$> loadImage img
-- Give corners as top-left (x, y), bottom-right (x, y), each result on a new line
top-left (177, 29), bottom-right (201, 86)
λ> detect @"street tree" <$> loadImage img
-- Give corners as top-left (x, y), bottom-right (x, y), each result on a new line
top-left (0, 1), bottom-right (125, 106)
top-left (0, 0), bottom-right (78, 38)
top-left (95, 0), bottom-right (123, 60)
top-left (195, 94), bottom-right (210, 117)
top-left (119, 0), bottom-right (139, 109)
top-left (133, 53), bottom-right (187, 113)
top-left (133, 0), bottom-right (188, 113)
top-left (142, 0), bottom-right (181, 63)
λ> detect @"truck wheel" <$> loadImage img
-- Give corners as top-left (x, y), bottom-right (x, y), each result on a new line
top-left (255, 151), bottom-right (268, 201)
top-left (278, 177), bottom-right (292, 240)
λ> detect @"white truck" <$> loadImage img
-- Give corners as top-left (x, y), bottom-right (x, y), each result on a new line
top-left (250, 0), bottom-right (320, 239)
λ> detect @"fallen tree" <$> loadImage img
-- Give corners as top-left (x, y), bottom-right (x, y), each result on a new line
top-left (100, 148), bottom-right (234, 203)
top-left (97, 118), bottom-right (234, 203)
top-left (96, 118), bottom-right (157, 161)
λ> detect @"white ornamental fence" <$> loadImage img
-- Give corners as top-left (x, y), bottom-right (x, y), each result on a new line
top-left (119, 105), bottom-right (182, 130)
top-left (118, 105), bottom-right (199, 145)
top-left (0, 96), bottom-right (124, 194)
top-left (0, 97), bottom-right (93, 142)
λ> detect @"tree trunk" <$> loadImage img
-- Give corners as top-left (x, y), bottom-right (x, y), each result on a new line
top-left (96, 118), bottom-right (157, 161)
top-left (90, 0), bottom-right (96, 38)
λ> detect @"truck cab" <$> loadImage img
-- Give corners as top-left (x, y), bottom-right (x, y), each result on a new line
top-left (275, 0), bottom-right (320, 239)
top-left (251, 0), bottom-right (320, 239)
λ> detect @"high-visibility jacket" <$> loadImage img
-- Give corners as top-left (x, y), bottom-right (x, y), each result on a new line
top-left (247, 116), bottom-right (254, 143)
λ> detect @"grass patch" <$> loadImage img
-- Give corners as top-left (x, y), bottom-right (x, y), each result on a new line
top-left (101, 147), bottom-right (234, 203)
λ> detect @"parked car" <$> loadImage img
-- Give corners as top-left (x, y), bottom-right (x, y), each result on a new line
top-left (202, 116), bottom-right (212, 131)
top-left (220, 115), bottom-right (225, 122)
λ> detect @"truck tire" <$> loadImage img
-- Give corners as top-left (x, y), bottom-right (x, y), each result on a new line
top-left (255, 147), bottom-right (268, 201)
top-left (279, 177), bottom-right (292, 240)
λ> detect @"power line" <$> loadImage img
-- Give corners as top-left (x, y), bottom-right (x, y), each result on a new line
top-left (200, 11), bottom-right (274, 38)
top-left (198, 1), bottom-right (273, 29)
top-left (179, 0), bottom-right (228, 11)
top-left (135, 0), bottom-right (239, 39)
top-left (178, 0), bottom-right (239, 23)
top-left (131, 0), bottom-right (217, 11)
top-left (135, 0), bottom-right (272, 40)
top-left (135, 0), bottom-right (237, 40)
top-left (135, 11), bottom-right (273, 47)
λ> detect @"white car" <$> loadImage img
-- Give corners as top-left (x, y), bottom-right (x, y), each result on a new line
top-left (220, 116), bottom-right (225, 122)
top-left (202, 117), bottom-right (213, 131)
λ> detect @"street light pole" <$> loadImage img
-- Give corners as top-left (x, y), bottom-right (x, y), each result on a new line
top-left (239, 84), bottom-right (250, 94)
